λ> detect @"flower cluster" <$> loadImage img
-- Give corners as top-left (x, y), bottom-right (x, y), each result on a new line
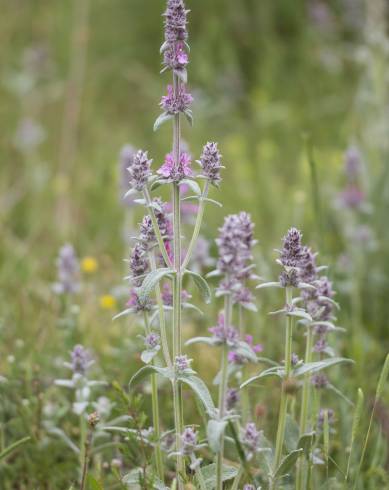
top-left (119, 144), bottom-right (135, 206)
top-left (241, 422), bottom-right (261, 460)
top-left (53, 244), bottom-right (80, 295)
top-left (162, 0), bottom-right (189, 74)
top-left (215, 212), bottom-right (257, 306)
top-left (209, 313), bottom-right (239, 347)
top-left (69, 345), bottom-right (93, 375)
top-left (278, 227), bottom-right (305, 287)
top-left (129, 244), bottom-right (149, 287)
top-left (127, 150), bottom-right (152, 192)
top-left (158, 151), bottom-right (193, 181)
top-left (160, 84), bottom-right (193, 115)
top-left (197, 142), bottom-right (224, 187)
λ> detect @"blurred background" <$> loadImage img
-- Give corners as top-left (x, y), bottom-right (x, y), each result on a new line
top-left (1, 0), bottom-right (389, 486)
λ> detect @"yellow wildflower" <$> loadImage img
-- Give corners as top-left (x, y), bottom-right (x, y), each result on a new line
top-left (100, 295), bottom-right (117, 310)
top-left (81, 257), bottom-right (98, 274)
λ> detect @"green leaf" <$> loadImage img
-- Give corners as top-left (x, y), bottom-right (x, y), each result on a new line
top-left (184, 109), bottom-right (193, 126)
top-left (284, 415), bottom-right (299, 453)
top-left (87, 475), bottom-right (104, 490)
top-left (184, 270), bottom-right (211, 304)
top-left (196, 463), bottom-right (238, 489)
top-left (293, 357), bottom-right (353, 378)
top-left (137, 268), bottom-right (174, 305)
top-left (185, 337), bottom-right (216, 347)
top-left (153, 112), bottom-right (174, 131)
top-left (240, 366), bottom-right (283, 389)
top-left (179, 178), bottom-right (201, 195)
top-left (297, 432), bottom-right (315, 459)
top-left (179, 374), bottom-right (216, 416)
top-left (202, 197), bottom-right (222, 208)
top-left (0, 436), bottom-right (31, 461)
top-left (273, 448), bottom-right (303, 479)
top-left (129, 365), bottom-right (173, 389)
top-left (207, 419), bottom-right (227, 453)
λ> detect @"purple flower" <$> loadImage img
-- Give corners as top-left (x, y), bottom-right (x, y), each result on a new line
top-left (175, 355), bottom-right (192, 372)
top-left (127, 289), bottom-right (152, 313)
top-left (241, 422), bottom-right (261, 457)
top-left (160, 84), bottom-right (193, 114)
top-left (53, 244), bottom-right (80, 295)
top-left (163, 42), bottom-right (189, 71)
top-left (313, 337), bottom-right (327, 353)
top-left (70, 345), bottom-right (93, 375)
top-left (228, 351), bottom-right (245, 365)
top-left (339, 185), bottom-right (365, 209)
top-left (344, 146), bottom-right (363, 181)
top-left (209, 313), bottom-right (239, 347)
top-left (299, 246), bottom-right (318, 285)
top-left (243, 486), bottom-right (256, 490)
top-left (119, 144), bottom-right (136, 206)
top-left (279, 228), bottom-right (304, 287)
top-left (291, 353), bottom-right (300, 366)
top-left (157, 152), bottom-right (193, 181)
top-left (128, 150), bottom-right (152, 192)
top-left (129, 244), bottom-right (149, 287)
top-left (144, 332), bottom-right (160, 350)
top-left (215, 212), bottom-right (256, 296)
top-left (181, 427), bottom-right (197, 455)
top-left (198, 142), bottom-right (223, 187)
top-left (161, 283), bottom-right (191, 306)
top-left (138, 200), bottom-right (172, 253)
top-left (226, 388), bottom-right (240, 411)
top-left (245, 335), bottom-right (263, 353)
top-left (163, 0), bottom-right (189, 44)
top-left (311, 373), bottom-right (329, 389)
top-left (317, 408), bottom-right (335, 430)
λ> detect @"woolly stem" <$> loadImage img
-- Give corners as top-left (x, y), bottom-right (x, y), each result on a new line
top-left (148, 252), bottom-right (172, 368)
top-left (144, 312), bottom-right (164, 481)
top-left (80, 427), bottom-right (92, 490)
top-left (271, 286), bottom-right (293, 489)
top-left (296, 325), bottom-right (314, 490)
top-left (182, 180), bottom-right (209, 270)
top-left (215, 294), bottom-right (232, 490)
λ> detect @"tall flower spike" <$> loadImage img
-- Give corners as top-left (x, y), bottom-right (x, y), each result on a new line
top-left (129, 243), bottom-right (149, 287)
top-left (278, 227), bottom-right (304, 287)
top-left (160, 84), bottom-right (193, 115)
top-left (163, 0), bottom-right (189, 44)
top-left (128, 150), bottom-right (152, 192)
top-left (53, 244), bottom-right (80, 294)
top-left (198, 142), bottom-right (224, 187)
top-left (70, 345), bottom-right (93, 375)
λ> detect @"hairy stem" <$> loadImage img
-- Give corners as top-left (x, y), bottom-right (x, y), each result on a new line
top-left (216, 295), bottom-right (232, 490)
top-left (148, 252), bottom-right (172, 368)
top-left (172, 73), bottom-right (185, 488)
top-left (271, 286), bottom-right (293, 489)
top-left (143, 186), bottom-right (172, 268)
top-left (182, 180), bottom-right (209, 270)
top-left (231, 466), bottom-right (244, 490)
top-left (144, 313), bottom-right (164, 481)
top-left (296, 325), bottom-right (314, 490)
top-left (80, 427), bottom-right (92, 490)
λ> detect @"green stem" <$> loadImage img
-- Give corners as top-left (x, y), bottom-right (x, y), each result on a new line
top-left (215, 295), bottom-right (231, 490)
top-left (80, 429), bottom-right (92, 490)
top-left (143, 186), bottom-right (172, 268)
top-left (192, 455), bottom-right (207, 490)
top-left (230, 466), bottom-right (244, 490)
top-left (172, 73), bottom-right (185, 489)
top-left (144, 313), bottom-right (164, 481)
top-left (271, 286), bottom-right (293, 489)
top-left (148, 252), bottom-right (172, 368)
top-left (182, 180), bottom-right (209, 270)
top-left (296, 325), bottom-right (314, 490)
top-left (79, 414), bottom-right (87, 479)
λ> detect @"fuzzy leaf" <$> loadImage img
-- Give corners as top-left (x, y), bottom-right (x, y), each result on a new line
top-left (297, 431), bottom-right (315, 459)
top-left (179, 373), bottom-right (216, 416)
top-left (256, 281), bottom-right (282, 290)
top-left (153, 112), bottom-right (174, 132)
top-left (293, 357), bottom-right (353, 378)
top-left (202, 197), bottom-right (222, 207)
top-left (129, 365), bottom-right (173, 389)
top-left (196, 463), bottom-right (238, 489)
top-left (207, 419), bottom-right (228, 453)
top-left (179, 178), bottom-right (201, 195)
top-left (184, 270), bottom-right (211, 304)
top-left (185, 337), bottom-right (217, 347)
top-left (0, 436), bottom-right (31, 461)
top-left (273, 448), bottom-right (303, 479)
top-left (174, 67), bottom-right (187, 83)
top-left (287, 309), bottom-right (312, 322)
top-left (184, 109), bottom-right (193, 126)
top-left (138, 268), bottom-right (174, 305)
top-left (140, 348), bottom-right (159, 364)
top-left (240, 366), bottom-right (284, 388)
top-left (284, 415), bottom-right (300, 453)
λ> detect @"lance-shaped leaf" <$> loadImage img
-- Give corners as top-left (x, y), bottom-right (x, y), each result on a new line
top-left (153, 112), bottom-right (174, 131)
top-left (137, 268), bottom-right (175, 305)
top-left (129, 365), bottom-right (174, 390)
top-left (240, 366), bottom-right (284, 389)
top-left (293, 357), bottom-right (353, 378)
top-left (179, 178), bottom-right (201, 195)
top-left (185, 337), bottom-right (217, 347)
top-left (287, 309), bottom-right (312, 322)
top-left (256, 281), bottom-right (282, 290)
top-left (297, 431), bottom-right (315, 459)
top-left (0, 436), bottom-right (31, 461)
top-left (284, 415), bottom-right (300, 453)
top-left (207, 419), bottom-right (228, 453)
top-left (184, 270), bottom-right (211, 304)
top-left (273, 448), bottom-right (304, 479)
top-left (179, 373), bottom-right (216, 416)
top-left (196, 463), bottom-right (238, 489)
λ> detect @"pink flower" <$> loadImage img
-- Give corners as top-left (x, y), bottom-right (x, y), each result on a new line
top-left (157, 152), bottom-right (193, 181)
top-left (245, 334), bottom-right (263, 353)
